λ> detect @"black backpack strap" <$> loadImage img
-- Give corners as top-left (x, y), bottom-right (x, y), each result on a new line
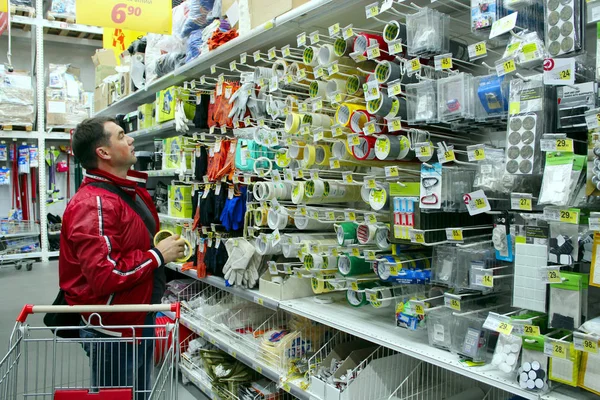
top-left (87, 181), bottom-right (155, 242)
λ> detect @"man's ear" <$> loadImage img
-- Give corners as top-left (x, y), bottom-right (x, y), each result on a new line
top-left (95, 146), bottom-right (111, 161)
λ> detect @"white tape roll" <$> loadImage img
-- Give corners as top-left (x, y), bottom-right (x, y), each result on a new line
top-left (272, 59), bottom-right (288, 79)
top-left (268, 209), bottom-right (291, 230)
top-left (371, 288), bottom-right (392, 308)
top-left (294, 214), bottom-right (335, 230)
top-left (309, 80), bottom-right (328, 99)
top-left (288, 143), bottom-right (304, 160)
top-left (375, 226), bottom-right (391, 250)
top-left (326, 79), bottom-right (347, 98)
top-left (318, 44), bottom-right (340, 66)
top-left (369, 188), bottom-right (388, 211)
top-left (255, 235), bottom-right (282, 255)
top-left (332, 140), bottom-right (352, 160)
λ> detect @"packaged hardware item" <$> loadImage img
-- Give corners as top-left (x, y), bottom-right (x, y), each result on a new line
top-left (451, 311), bottom-right (490, 362)
top-left (504, 114), bottom-right (538, 175)
top-left (0, 66), bottom-right (34, 127)
top-left (549, 272), bottom-right (588, 330)
top-left (168, 185), bottom-right (193, 219)
top-left (475, 74), bottom-right (508, 120)
top-left (406, 8), bottom-right (449, 56)
top-left (406, 80), bottom-right (437, 124)
top-left (549, 343), bottom-right (581, 386)
top-left (544, 0), bottom-right (583, 57)
top-left (471, 0), bottom-right (497, 33)
top-left (155, 86), bottom-right (195, 124)
top-left (48, 0), bottom-right (76, 20)
top-left (491, 334), bottom-right (522, 374)
top-left (538, 152), bottom-right (574, 206)
top-left (138, 103), bottom-right (156, 130)
top-left (518, 335), bottom-right (548, 392)
top-left (548, 222), bottom-right (579, 264)
top-left (437, 72), bottom-right (474, 123)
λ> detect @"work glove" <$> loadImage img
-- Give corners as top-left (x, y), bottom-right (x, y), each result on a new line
top-left (222, 238), bottom-right (255, 287)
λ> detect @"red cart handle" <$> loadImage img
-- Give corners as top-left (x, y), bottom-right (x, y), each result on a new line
top-left (17, 303), bottom-right (181, 323)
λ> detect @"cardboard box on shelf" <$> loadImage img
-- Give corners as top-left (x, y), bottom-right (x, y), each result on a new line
top-left (91, 49), bottom-right (118, 67)
top-left (138, 103), bottom-right (155, 130)
top-left (94, 83), bottom-right (111, 113)
top-left (223, 0), bottom-right (309, 32)
top-left (95, 65), bottom-right (116, 87)
top-left (114, 71), bottom-right (133, 100)
top-left (155, 86), bottom-right (195, 124)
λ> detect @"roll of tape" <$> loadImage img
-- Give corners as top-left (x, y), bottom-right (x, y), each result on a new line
top-left (302, 145), bottom-right (317, 168)
top-left (315, 144), bottom-right (332, 166)
top-left (254, 208), bottom-right (268, 226)
top-left (272, 59), bottom-right (288, 79)
top-left (332, 140), bottom-right (353, 161)
top-left (304, 179), bottom-right (326, 198)
top-left (375, 225), bottom-right (391, 250)
top-left (268, 209), bottom-right (290, 230)
top-left (255, 235), bottom-right (282, 255)
top-left (288, 143), bottom-right (305, 160)
top-left (273, 182), bottom-right (292, 200)
top-left (346, 290), bottom-right (369, 307)
top-left (349, 110), bottom-right (370, 134)
top-left (371, 288), bottom-right (392, 308)
top-left (397, 136), bottom-right (414, 160)
top-left (337, 253), bottom-right (372, 277)
top-left (318, 44), bottom-right (340, 66)
top-left (369, 188), bottom-right (388, 211)
top-left (294, 214), bottom-right (334, 230)
top-left (253, 156), bottom-right (273, 176)
top-left (356, 223), bottom-right (377, 245)
top-left (304, 253), bottom-right (318, 270)
top-left (305, 113), bottom-right (333, 129)
top-left (383, 21), bottom-right (402, 43)
top-left (285, 113), bottom-right (302, 134)
top-left (361, 185), bottom-right (371, 204)
top-left (272, 276), bottom-right (284, 284)
top-left (354, 33), bottom-right (394, 61)
top-left (336, 103), bottom-right (365, 127)
top-left (375, 135), bottom-right (401, 160)
top-left (386, 96), bottom-right (401, 119)
top-left (346, 75), bottom-right (365, 96)
top-left (334, 37), bottom-right (352, 57)
top-left (309, 80), bottom-right (328, 99)
top-left (285, 95), bottom-right (299, 113)
top-left (153, 230), bottom-right (192, 263)
top-left (368, 93), bottom-right (394, 117)
top-left (254, 66), bottom-right (273, 82)
top-left (289, 62), bottom-right (313, 83)
top-left (326, 79), bottom-right (347, 98)
top-left (352, 135), bottom-right (377, 160)
top-left (303, 46), bottom-right (319, 66)
top-left (311, 275), bottom-right (335, 294)
top-left (291, 182), bottom-right (305, 204)
top-left (335, 222), bottom-right (358, 246)
top-left (375, 61), bottom-right (401, 84)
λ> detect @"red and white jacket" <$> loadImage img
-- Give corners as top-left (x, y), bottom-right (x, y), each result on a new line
top-left (59, 169), bottom-right (162, 335)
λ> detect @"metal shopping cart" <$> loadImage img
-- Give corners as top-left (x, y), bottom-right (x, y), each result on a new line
top-left (0, 303), bottom-right (181, 399)
top-left (0, 220), bottom-right (41, 271)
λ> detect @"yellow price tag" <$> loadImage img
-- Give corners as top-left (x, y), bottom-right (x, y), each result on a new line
top-left (231, 351), bottom-right (237, 358)
top-left (367, 179), bottom-right (376, 189)
top-left (451, 229), bottom-right (463, 241)
top-left (334, 93), bottom-right (343, 103)
top-left (474, 198), bottom-right (486, 209)
top-left (256, 366), bottom-right (262, 374)
top-left (559, 69), bottom-right (571, 80)
top-left (366, 250), bottom-right (376, 260)
top-left (497, 322), bottom-right (513, 335)
top-left (556, 138), bottom-right (573, 152)
top-left (326, 212), bottom-right (335, 221)
top-left (257, 298), bottom-right (264, 305)
top-left (369, 293), bottom-right (379, 303)
top-left (348, 212), bottom-right (356, 222)
top-left (390, 119), bottom-right (402, 131)
top-left (523, 325), bottom-right (541, 336)
top-left (449, 299), bottom-right (461, 311)
top-left (410, 58), bottom-right (421, 72)
top-left (350, 281), bottom-right (359, 291)
top-left (443, 150), bottom-right (456, 162)
top-left (440, 57), bottom-right (452, 69)
top-left (332, 160), bottom-right (340, 169)
top-left (76, 0), bottom-right (172, 34)
top-left (390, 265), bottom-right (398, 275)
top-left (419, 145), bottom-right (432, 157)
top-left (366, 123), bottom-right (376, 134)
top-left (367, 214), bottom-right (377, 224)
top-left (389, 83), bottom-right (402, 96)
top-left (299, 207), bottom-right (307, 216)
top-left (583, 339), bottom-right (598, 353)
top-left (519, 198), bottom-right (532, 211)
top-left (414, 304), bottom-right (425, 316)
top-left (414, 232), bottom-right (425, 244)
top-left (351, 135), bottom-right (361, 146)
top-left (388, 166), bottom-right (399, 177)
top-left (199, 331), bottom-right (204, 338)
top-left (474, 42), bottom-right (486, 56)
top-left (553, 342), bottom-right (567, 359)
top-left (332, 248), bottom-right (339, 257)
top-left (547, 269), bottom-right (561, 283)
top-left (474, 148), bottom-right (485, 160)
top-left (351, 247), bottom-right (360, 257)
top-left (344, 174), bottom-right (353, 184)
top-left (503, 59), bottom-right (516, 74)
top-left (297, 169), bottom-right (305, 179)
top-left (559, 209), bottom-right (579, 224)
top-left (482, 275), bottom-right (493, 288)
top-left (282, 383), bottom-right (291, 392)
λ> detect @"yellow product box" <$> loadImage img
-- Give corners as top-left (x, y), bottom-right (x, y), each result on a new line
top-left (168, 185), bottom-right (193, 219)
top-left (138, 103), bottom-right (155, 130)
top-left (163, 137), bottom-right (192, 170)
top-left (155, 86), bottom-right (195, 124)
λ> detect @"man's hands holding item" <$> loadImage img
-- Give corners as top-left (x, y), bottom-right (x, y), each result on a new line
top-left (155, 234), bottom-right (187, 264)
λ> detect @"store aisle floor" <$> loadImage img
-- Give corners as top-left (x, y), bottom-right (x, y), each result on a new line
top-left (0, 260), bottom-right (206, 400)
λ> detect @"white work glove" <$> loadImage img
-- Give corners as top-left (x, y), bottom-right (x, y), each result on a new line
top-left (175, 100), bottom-right (190, 133)
top-left (222, 238), bottom-right (255, 286)
top-left (228, 82), bottom-right (254, 122)
top-left (242, 252), bottom-right (262, 288)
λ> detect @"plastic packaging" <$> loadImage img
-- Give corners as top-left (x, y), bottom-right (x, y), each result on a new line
top-left (471, 0), bottom-right (497, 34)
top-left (518, 336), bottom-right (549, 392)
top-left (549, 272), bottom-right (587, 330)
top-left (0, 66), bottom-right (34, 127)
top-left (474, 74), bottom-right (508, 121)
top-left (182, 0), bottom-right (220, 37)
top-left (46, 64), bottom-right (87, 127)
top-left (491, 334), bottom-right (522, 374)
top-left (48, 0), bottom-right (76, 20)
top-left (538, 153), bottom-right (574, 206)
top-left (437, 72), bottom-right (474, 123)
top-left (504, 113), bottom-right (538, 175)
top-left (545, 0), bottom-right (582, 57)
top-left (427, 307), bottom-right (454, 350)
top-left (548, 223), bottom-right (579, 265)
top-left (406, 8), bottom-right (449, 56)
top-left (451, 311), bottom-right (490, 362)
top-left (406, 80), bottom-right (437, 124)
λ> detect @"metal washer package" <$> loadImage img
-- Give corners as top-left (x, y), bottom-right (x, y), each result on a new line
top-left (545, 0), bottom-right (581, 57)
top-left (505, 114), bottom-right (537, 175)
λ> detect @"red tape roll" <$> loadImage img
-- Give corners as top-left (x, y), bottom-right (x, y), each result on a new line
top-left (353, 33), bottom-right (395, 61)
top-left (352, 135), bottom-right (377, 160)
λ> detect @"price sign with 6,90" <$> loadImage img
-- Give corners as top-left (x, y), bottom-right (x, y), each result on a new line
top-left (76, 0), bottom-right (172, 34)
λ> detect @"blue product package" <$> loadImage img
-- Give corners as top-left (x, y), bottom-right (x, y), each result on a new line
top-left (477, 75), bottom-right (507, 115)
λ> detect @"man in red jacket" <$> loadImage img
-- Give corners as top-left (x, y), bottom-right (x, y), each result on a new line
top-left (59, 116), bottom-right (185, 399)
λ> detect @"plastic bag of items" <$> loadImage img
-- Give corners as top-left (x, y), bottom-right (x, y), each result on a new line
top-left (145, 3), bottom-right (188, 84)
top-left (187, 19), bottom-right (233, 62)
top-left (46, 64), bottom-right (88, 127)
top-left (10, 0), bottom-right (33, 7)
top-left (0, 66), bottom-right (35, 127)
top-left (47, 0), bottom-right (76, 20)
top-left (182, 0), bottom-right (220, 38)
top-left (127, 37), bottom-right (147, 91)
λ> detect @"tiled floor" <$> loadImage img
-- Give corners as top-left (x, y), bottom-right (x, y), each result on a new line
top-left (0, 260), bottom-right (207, 399)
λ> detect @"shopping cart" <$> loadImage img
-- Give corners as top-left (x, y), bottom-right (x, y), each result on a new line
top-left (0, 220), bottom-right (41, 271)
top-left (0, 303), bottom-right (181, 400)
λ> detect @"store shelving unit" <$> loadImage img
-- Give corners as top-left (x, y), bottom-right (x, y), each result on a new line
top-left (179, 364), bottom-right (218, 400)
top-left (158, 213), bottom-right (194, 225)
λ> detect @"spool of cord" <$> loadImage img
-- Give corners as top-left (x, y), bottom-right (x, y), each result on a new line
top-left (338, 253), bottom-right (372, 276)
top-left (335, 222), bottom-right (358, 246)
top-left (352, 135), bottom-right (377, 160)
top-left (153, 230), bottom-right (192, 263)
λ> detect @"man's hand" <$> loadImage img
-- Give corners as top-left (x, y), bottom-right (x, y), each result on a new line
top-left (155, 234), bottom-right (187, 264)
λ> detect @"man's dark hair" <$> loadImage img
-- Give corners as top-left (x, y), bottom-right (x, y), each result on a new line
top-left (72, 117), bottom-right (116, 170)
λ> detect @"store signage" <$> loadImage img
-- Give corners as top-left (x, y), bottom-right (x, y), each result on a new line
top-left (76, 0), bottom-right (172, 34)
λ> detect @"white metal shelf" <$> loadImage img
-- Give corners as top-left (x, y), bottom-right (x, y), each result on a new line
top-left (180, 364), bottom-right (218, 400)
top-left (158, 214), bottom-right (194, 225)
top-left (95, 0), bottom-right (383, 118)
top-left (166, 262), bottom-right (280, 310)
top-left (48, 251), bottom-right (59, 258)
top-left (0, 252), bottom-right (42, 261)
top-left (279, 296), bottom-right (592, 400)
top-left (181, 315), bottom-right (312, 400)
top-left (10, 15), bottom-right (102, 34)
top-left (0, 131), bottom-right (37, 140)
top-left (144, 169), bottom-right (178, 177)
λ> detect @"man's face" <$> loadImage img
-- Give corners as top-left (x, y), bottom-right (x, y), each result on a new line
top-left (102, 121), bottom-right (136, 168)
